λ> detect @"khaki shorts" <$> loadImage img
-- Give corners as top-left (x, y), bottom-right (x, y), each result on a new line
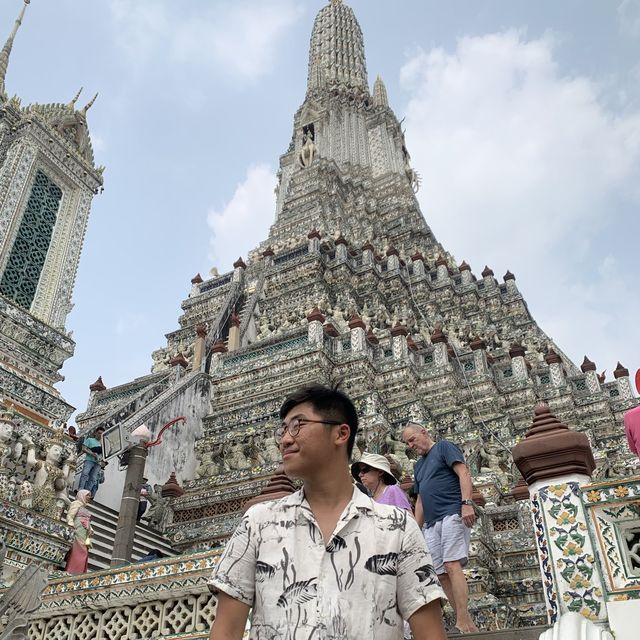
top-left (423, 513), bottom-right (471, 575)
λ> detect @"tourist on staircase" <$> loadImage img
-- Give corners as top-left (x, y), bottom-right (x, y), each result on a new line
top-left (64, 489), bottom-right (93, 574)
top-left (402, 422), bottom-right (479, 635)
top-left (77, 426), bottom-right (105, 497)
top-left (351, 452), bottom-right (412, 512)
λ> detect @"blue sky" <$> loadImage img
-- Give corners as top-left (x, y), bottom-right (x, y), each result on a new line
top-left (1, 0), bottom-right (638, 418)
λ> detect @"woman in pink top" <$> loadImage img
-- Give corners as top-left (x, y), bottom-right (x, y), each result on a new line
top-left (351, 452), bottom-right (413, 512)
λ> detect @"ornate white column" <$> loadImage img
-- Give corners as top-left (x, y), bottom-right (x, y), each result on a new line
top-left (435, 255), bottom-right (449, 283)
top-left (232, 257), bottom-right (246, 282)
top-left (262, 246), bottom-right (275, 267)
top-left (509, 343), bottom-right (529, 381)
top-left (190, 273), bottom-right (203, 297)
top-left (580, 356), bottom-right (601, 394)
top-left (481, 265), bottom-right (496, 289)
top-left (390, 322), bottom-right (408, 360)
top-left (470, 337), bottom-right (488, 374)
top-left (348, 314), bottom-right (366, 353)
top-left (307, 229), bottom-right (321, 253)
top-left (386, 246), bottom-right (400, 271)
top-left (361, 241), bottom-right (374, 266)
top-left (545, 349), bottom-right (565, 387)
top-left (306, 307), bottom-right (325, 346)
top-left (192, 324), bottom-right (207, 370)
top-left (227, 312), bottom-right (241, 352)
top-left (513, 403), bottom-right (607, 626)
top-left (459, 261), bottom-right (473, 285)
top-left (210, 340), bottom-right (227, 373)
top-left (87, 376), bottom-right (106, 408)
top-left (431, 327), bottom-right (449, 367)
top-left (613, 363), bottom-right (633, 400)
top-left (503, 270), bottom-right (518, 295)
top-left (411, 251), bottom-right (426, 277)
top-left (335, 235), bottom-right (348, 261)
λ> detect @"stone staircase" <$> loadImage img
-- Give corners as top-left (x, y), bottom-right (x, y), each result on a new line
top-left (86, 499), bottom-right (177, 571)
top-left (448, 628), bottom-right (548, 640)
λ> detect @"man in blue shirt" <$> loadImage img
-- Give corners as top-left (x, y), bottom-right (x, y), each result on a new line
top-left (402, 422), bottom-right (478, 634)
top-left (78, 426), bottom-right (105, 497)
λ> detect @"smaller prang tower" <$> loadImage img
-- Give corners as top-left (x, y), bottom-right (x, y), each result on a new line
top-left (0, 0), bottom-right (103, 426)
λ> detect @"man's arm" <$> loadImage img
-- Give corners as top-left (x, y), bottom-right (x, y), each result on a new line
top-left (415, 494), bottom-right (425, 529)
top-left (408, 599), bottom-right (447, 640)
top-left (452, 462), bottom-right (476, 528)
top-left (209, 592), bottom-right (250, 640)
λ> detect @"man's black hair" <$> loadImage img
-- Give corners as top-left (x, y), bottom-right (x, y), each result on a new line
top-left (279, 384), bottom-right (359, 458)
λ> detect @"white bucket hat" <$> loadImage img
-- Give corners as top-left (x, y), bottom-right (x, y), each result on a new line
top-left (351, 452), bottom-right (397, 485)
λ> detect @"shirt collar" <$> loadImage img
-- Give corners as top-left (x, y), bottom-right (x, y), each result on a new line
top-left (282, 484), bottom-right (374, 513)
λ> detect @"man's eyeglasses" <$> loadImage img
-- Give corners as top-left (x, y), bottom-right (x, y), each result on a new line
top-left (274, 417), bottom-right (343, 444)
top-left (358, 465), bottom-right (373, 475)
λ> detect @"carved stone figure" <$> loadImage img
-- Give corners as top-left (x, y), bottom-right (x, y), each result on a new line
top-left (384, 432), bottom-right (412, 475)
top-left (195, 450), bottom-right (213, 479)
top-left (298, 131), bottom-right (317, 168)
top-left (262, 436), bottom-right (281, 465)
top-left (0, 409), bottom-right (16, 470)
top-left (26, 433), bottom-right (73, 518)
top-left (225, 440), bottom-right (249, 471)
top-left (146, 485), bottom-right (170, 532)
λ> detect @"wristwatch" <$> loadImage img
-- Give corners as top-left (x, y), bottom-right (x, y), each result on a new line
top-left (461, 499), bottom-right (474, 506)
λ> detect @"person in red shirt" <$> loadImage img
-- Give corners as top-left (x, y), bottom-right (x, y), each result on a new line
top-left (624, 406), bottom-right (640, 457)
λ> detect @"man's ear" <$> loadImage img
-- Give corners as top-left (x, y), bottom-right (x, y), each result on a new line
top-left (335, 423), bottom-right (351, 447)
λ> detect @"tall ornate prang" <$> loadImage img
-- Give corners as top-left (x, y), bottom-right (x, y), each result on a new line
top-left (0, 0), bottom-right (103, 426)
top-left (0, 0), bottom-right (103, 585)
top-left (70, 1), bottom-right (638, 635)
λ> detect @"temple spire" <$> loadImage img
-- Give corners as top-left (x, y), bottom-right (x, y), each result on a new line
top-left (307, 0), bottom-right (368, 96)
top-left (0, 1), bottom-right (30, 99)
top-left (67, 87), bottom-right (83, 110)
top-left (373, 76), bottom-right (389, 108)
top-left (81, 92), bottom-right (98, 116)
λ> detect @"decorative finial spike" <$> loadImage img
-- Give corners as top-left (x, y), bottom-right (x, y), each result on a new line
top-left (81, 92), bottom-right (98, 115)
top-left (68, 86), bottom-right (83, 110)
top-left (0, 0), bottom-right (31, 98)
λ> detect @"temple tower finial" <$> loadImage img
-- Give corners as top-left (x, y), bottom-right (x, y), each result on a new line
top-left (373, 76), bottom-right (389, 108)
top-left (0, 1), bottom-right (30, 98)
top-left (81, 92), bottom-right (98, 116)
top-left (307, 0), bottom-right (368, 96)
top-left (67, 87), bottom-right (83, 110)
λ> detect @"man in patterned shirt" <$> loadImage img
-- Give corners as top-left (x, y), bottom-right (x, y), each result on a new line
top-left (209, 384), bottom-right (446, 640)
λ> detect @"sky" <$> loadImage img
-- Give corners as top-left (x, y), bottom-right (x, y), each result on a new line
top-left (0, 0), bottom-right (638, 419)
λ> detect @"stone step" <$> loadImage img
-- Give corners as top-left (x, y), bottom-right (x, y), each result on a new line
top-left (84, 498), bottom-right (177, 571)
top-left (447, 627), bottom-right (547, 640)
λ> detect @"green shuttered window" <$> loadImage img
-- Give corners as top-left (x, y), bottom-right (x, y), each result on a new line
top-left (0, 170), bottom-right (62, 309)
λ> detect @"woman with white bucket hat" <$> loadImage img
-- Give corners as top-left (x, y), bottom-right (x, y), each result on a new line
top-left (351, 452), bottom-right (412, 512)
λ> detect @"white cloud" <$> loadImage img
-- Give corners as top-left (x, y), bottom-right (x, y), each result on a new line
top-left (108, 0), bottom-right (303, 82)
top-left (401, 31), bottom-right (640, 380)
top-left (619, 0), bottom-right (640, 38)
top-left (207, 164), bottom-right (277, 271)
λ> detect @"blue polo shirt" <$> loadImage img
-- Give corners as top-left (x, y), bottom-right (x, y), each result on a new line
top-left (413, 440), bottom-right (465, 528)
top-left (83, 436), bottom-right (102, 462)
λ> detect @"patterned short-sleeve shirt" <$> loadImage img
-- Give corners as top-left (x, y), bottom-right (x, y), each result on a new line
top-left (209, 486), bottom-right (445, 639)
